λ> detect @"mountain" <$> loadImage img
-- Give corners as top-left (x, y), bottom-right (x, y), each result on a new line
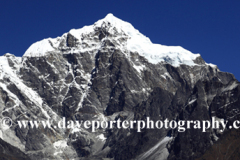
top-left (0, 13), bottom-right (240, 160)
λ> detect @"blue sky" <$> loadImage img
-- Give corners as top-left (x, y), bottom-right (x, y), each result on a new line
top-left (0, 0), bottom-right (239, 80)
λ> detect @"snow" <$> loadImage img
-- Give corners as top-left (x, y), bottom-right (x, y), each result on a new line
top-left (95, 14), bottom-right (200, 66)
top-left (188, 99), bottom-right (197, 105)
top-left (53, 140), bottom-right (68, 149)
top-left (71, 127), bottom-right (81, 134)
top-left (133, 64), bottom-right (146, 73)
top-left (97, 113), bottom-right (108, 122)
top-left (138, 136), bottom-right (172, 160)
top-left (53, 150), bottom-right (63, 156)
top-left (23, 13), bottom-right (204, 67)
top-left (96, 134), bottom-right (106, 141)
top-left (218, 100), bottom-right (238, 109)
top-left (130, 88), bottom-right (150, 94)
top-left (208, 63), bottom-right (217, 68)
top-left (24, 38), bottom-right (56, 57)
top-left (222, 81), bottom-right (238, 92)
top-left (2, 104), bottom-right (18, 113)
top-left (0, 125), bottom-right (25, 151)
top-left (53, 139), bottom-right (68, 156)
top-left (4, 53), bottom-right (15, 57)
top-left (75, 73), bottom-right (91, 111)
top-left (0, 55), bottom-right (50, 119)
top-left (161, 72), bottom-right (172, 79)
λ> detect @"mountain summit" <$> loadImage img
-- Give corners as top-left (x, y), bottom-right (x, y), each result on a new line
top-left (0, 14), bottom-right (240, 160)
top-left (24, 13), bottom-right (201, 67)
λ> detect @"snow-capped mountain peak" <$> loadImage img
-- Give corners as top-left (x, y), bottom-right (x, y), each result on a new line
top-left (23, 13), bottom-right (201, 67)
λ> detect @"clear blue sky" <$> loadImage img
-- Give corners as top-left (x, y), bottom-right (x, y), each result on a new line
top-left (0, 0), bottom-right (239, 80)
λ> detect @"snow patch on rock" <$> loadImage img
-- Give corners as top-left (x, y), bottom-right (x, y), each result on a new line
top-left (96, 134), bottom-right (106, 141)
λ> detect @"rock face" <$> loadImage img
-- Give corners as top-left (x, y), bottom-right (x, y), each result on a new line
top-left (0, 14), bottom-right (240, 160)
top-left (0, 138), bottom-right (30, 160)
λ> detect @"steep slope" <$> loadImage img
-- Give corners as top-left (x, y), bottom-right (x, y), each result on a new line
top-left (0, 13), bottom-right (239, 160)
top-left (0, 138), bottom-right (30, 160)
